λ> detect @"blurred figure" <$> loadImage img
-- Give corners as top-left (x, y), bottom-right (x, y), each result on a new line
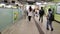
top-left (27, 6), bottom-right (33, 21)
top-left (33, 9), bottom-right (35, 18)
top-left (24, 9), bottom-right (27, 19)
top-left (46, 8), bottom-right (54, 31)
top-left (39, 7), bottom-right (45, 23)
top-left (34, 6), bottom-right (39, 20)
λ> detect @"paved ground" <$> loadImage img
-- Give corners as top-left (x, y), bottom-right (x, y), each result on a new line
top-left (2, 17), bottom-right (39, 34)
top-left (35, 16), bottom-right (60, 34)
top-left (2, 16), bottom-right (60, 34)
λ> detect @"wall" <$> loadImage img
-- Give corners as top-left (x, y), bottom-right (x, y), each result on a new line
top-left (53, 0), bottom-right (60, 2)
top-left (45, 4), bottom-right (60, 22)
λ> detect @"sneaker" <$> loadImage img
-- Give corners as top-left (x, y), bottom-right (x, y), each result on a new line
top-left (51, 28), bottom-right (53, 31)
top-left (47, 28), bottom-right (49, 30)
top-left (39, 19), bottom-right (40, 21)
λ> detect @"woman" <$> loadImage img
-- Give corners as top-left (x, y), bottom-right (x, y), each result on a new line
top-left (34, 7), bottom-right (39, 20)
top-left (27, 6), bottom-right (33, 21)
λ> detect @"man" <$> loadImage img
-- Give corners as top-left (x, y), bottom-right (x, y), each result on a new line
top-left (39, 7), bottom-right (45, 23)
top-left (46, 8), bottom-right (54, 31)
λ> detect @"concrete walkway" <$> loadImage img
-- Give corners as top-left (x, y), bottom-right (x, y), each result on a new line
top-left (35, 16), bottom-right (60, 34)
top-left (2, 17), bottom-right (39, 34)
top-left (2, 16), bottom-right (60, 34)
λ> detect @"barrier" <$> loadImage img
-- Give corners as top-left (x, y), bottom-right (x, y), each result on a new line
top-left (0, 8), bottom-right (13, 32)
top-left (13, 8), bottom-right (23, 23)
top-left (0, 8), bottom-right (23, 33)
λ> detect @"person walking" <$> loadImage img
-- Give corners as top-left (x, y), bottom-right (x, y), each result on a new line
top-left (27, 6), bottom-right (33, 21)
top-left (46, 8), bottom-right (54, 31)
top-left (33, 6), bottom-right (40, 21)
top-left (39, 7), bottom-right (45, 23)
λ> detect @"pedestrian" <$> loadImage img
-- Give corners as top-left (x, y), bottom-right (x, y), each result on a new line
top-left (39, 7), bottom-right (45, 23)
top-left (27, 6), bottom-right (33, 21)
top-left (34, 6), bottom-right (40, 20)
top-left (46, 8), bottom-right (54, 31)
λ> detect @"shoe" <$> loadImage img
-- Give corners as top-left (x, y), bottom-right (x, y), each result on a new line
top-left (47, 28), bottom-right (49, 30)
top-left (39, 19), bottom-right (40, 21)
top-left (41, 21), bottom-right (43, 23)
top-left (51, 28), bottom-right (53, 31)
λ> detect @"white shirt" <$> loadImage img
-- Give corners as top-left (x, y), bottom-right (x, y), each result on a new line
top-left (34, 10), bottom-right (39, 20)
top-left (28, 11), bottom-right (33, 16)
top-left (34, 10), bottom-right (39, 17)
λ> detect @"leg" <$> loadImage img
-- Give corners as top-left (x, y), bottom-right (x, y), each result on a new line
top-left (39, 16), bottom-right (40, 21)
top-left (30, 16), bottom-right (31, 21)
top-left (49, 21), bottom-right (53, 31)
top-left (40, 17), bottom-right (42, 22)
top-left (41, 16), bottom-right (43, 23)
top-left (28, 16), bottom-right (30, 21)
top-left (29, 16), bottom-right (31, 21)
top-left (46, 20), bottom-right (49, 30)
top-left (40, 16), bottom-right (43, 23)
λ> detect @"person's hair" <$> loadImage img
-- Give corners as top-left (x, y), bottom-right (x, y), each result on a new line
top-left (37, 8), bottom-right (39, 10)
top-left (48, 8), bottom-right (51, 11)
top-left (41, 7), bottom-right (43, 9)
top-left (33, 9), bottom-right (35, 12)
top-left (29, 6), bottom-right (32, 12)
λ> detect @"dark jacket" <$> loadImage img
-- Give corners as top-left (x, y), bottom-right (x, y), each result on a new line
top-left (39, 9), bottom-right (44, 17)
top-left (48, 11), bottom-right (54, 21)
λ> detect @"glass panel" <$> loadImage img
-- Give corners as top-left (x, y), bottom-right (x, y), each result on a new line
top-left (0, 8), bottom-right (13, 32)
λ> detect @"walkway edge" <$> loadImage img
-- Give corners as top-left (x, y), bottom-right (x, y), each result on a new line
top-left (54, 20), bottom-right (60, 23)
top-left (33, 18), bottom-right (44, 34)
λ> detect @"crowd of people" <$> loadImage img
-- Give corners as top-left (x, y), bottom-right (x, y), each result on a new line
top-left (26, 6), bottom-right (54, 31)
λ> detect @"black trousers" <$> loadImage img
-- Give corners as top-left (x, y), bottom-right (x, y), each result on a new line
top-left (28, 16), bottom-right (31, 21)
top-left (47, 20), bottom-right (53, 29)
top-left (39, 16), bottom-right (43, 23)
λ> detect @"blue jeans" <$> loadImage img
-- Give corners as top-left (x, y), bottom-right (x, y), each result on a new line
top-left (47, 20), bottom-right (53, 29)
